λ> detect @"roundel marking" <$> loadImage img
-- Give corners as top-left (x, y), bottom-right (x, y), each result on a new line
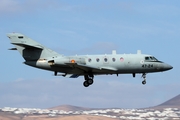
top-left (120, 57), bottom-right (124, 62)
top-left (140, 60), bottom-right (144, 64)
top-left (71, 59), bottom-right (76, 63)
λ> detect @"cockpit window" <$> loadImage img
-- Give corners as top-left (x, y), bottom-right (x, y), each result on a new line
top-left (152, 57), bottom-right (158, 61)
top-left (145, 57), bottom-right (150, 61)
top-left (18, 36), bottom-right (24, 39)
top-left (145, 56), bottom-right (158, 61)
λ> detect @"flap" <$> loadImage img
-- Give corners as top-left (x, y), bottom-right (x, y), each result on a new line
top-left (100, 67), bottom-right (117, 72)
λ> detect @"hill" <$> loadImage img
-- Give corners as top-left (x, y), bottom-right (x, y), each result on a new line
top-left (49, 105), bottom-right (92, 111)
top-left (51, 94), bottom-right (180, 111)
top-left (153, 94), bottom-right (180, 109)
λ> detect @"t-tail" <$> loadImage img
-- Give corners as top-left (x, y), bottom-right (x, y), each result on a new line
top-left (7, 33), bottom-right (60, 61)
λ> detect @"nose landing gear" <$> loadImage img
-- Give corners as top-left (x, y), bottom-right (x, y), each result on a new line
top-left (142, 73), bottom-right (146, 85)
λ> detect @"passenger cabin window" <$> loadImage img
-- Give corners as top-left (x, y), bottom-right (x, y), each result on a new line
top-left (112, 58), bottom-right (116, 62)
top-left (104, 58), bottom-right (108, 62)
top-left (18, 36), bottom-right (24, 39)
top-left (88, 58), bottom-right (92, 62)
top-left (96, 58), bottom-right (100, 62)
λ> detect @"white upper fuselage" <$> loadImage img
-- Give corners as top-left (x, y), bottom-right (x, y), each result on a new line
top-left (29, 50), bottom-right (172, 75)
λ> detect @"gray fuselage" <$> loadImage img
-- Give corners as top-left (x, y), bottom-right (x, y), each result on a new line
top-left (25, 52), bottom-right (172, 75)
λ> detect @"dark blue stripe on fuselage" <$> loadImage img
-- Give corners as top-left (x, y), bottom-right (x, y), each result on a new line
top-left (70, 74), bottom-right (79, 78)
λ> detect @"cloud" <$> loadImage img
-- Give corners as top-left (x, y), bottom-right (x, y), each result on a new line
top-left (0, 76), bottom-right (179, 109)
top-left (0, 0), bottom-right (67, 15)
top-left (56, 29), bottom-right (88, 43)
top-left (0, 1), bottom-right (134, 16)
top-left (77, 42), bottom-right (118, 54)
top-left (137, 4), bottom-right (180, 16)
top-left (0, 0), bottom-right (20, 14)
top-left (54, 41), bottom-right (118, 55)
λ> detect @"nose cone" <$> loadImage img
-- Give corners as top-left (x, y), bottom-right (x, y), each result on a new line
top-left (163, 63), bottom-right (173, 71)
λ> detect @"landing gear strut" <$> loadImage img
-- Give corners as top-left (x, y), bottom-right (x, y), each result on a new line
top-left (54, 71), bottom-right (57, 76)
top-left (83, 74), bottom-right (94, 87)
top-left (142, 73), bottom-right (146, 85)
top-left (132, 73), bottom-right (136, 77)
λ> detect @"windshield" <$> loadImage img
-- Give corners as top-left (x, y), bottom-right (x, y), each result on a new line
top-left (145, 56), bottom-right (158, 61)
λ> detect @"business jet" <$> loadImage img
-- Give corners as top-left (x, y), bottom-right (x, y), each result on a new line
top-left (7, 33), bottom-right (173, 87)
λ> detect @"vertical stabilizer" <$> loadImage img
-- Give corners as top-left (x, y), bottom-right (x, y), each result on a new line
top-left (7, 33), bottom-right (60, 61)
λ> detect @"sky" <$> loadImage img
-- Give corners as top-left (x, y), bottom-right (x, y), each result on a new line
top-left (0, 0), bottom-right (180, 109)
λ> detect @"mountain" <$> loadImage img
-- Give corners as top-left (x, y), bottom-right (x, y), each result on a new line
top-left (49, 105), bottom-right (92, 111)
top-left (154, 94), bottom-right (180, 109)
top-left (51, 95), bottom-right (180, 111)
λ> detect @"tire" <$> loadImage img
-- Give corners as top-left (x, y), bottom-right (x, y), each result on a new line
top-left (83, 81), bottom-right (89, 87)
top-left (87, 79), bottom-right (93, 85)
top-left (142, 81), bottom-right (146, 85)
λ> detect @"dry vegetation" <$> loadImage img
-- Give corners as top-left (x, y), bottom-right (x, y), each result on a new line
top-left (0, 114), bottom-right (117, 120)
top-left (25, 115), bottom-right (117, 120)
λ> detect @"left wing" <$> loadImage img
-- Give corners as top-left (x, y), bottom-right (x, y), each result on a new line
top-left (65, 63), bottom-right (117, 74)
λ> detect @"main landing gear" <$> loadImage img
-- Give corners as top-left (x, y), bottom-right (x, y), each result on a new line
top-left (83, 74), bottom-right (94, 87)
top-left (142, 73), bottom-right (146, 85)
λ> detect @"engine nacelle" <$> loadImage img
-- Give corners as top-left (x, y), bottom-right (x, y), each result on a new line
top-left (48, 57), bottom-right (86, 66)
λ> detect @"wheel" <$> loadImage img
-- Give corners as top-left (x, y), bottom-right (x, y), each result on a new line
top-left (83, 81), bottom-right (89, 87)
top-left (87, 79), bottom-right (93, 85)
top-left (142, 80), bottom-right (146, 85)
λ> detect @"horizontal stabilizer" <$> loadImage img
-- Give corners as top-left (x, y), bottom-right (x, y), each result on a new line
top-left (9, 48), bottom-right (17, 50)
top-left (12, 43), bottom-right (43, 50)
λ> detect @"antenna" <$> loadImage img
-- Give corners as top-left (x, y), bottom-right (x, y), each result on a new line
top-left (112, 50), bottom-right (117, 55)
top-left (137, 50), bottom-right (141, 54)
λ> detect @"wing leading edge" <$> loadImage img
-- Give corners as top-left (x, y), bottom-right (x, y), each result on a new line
top-left (65, 63), bottom-right (117, 75)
